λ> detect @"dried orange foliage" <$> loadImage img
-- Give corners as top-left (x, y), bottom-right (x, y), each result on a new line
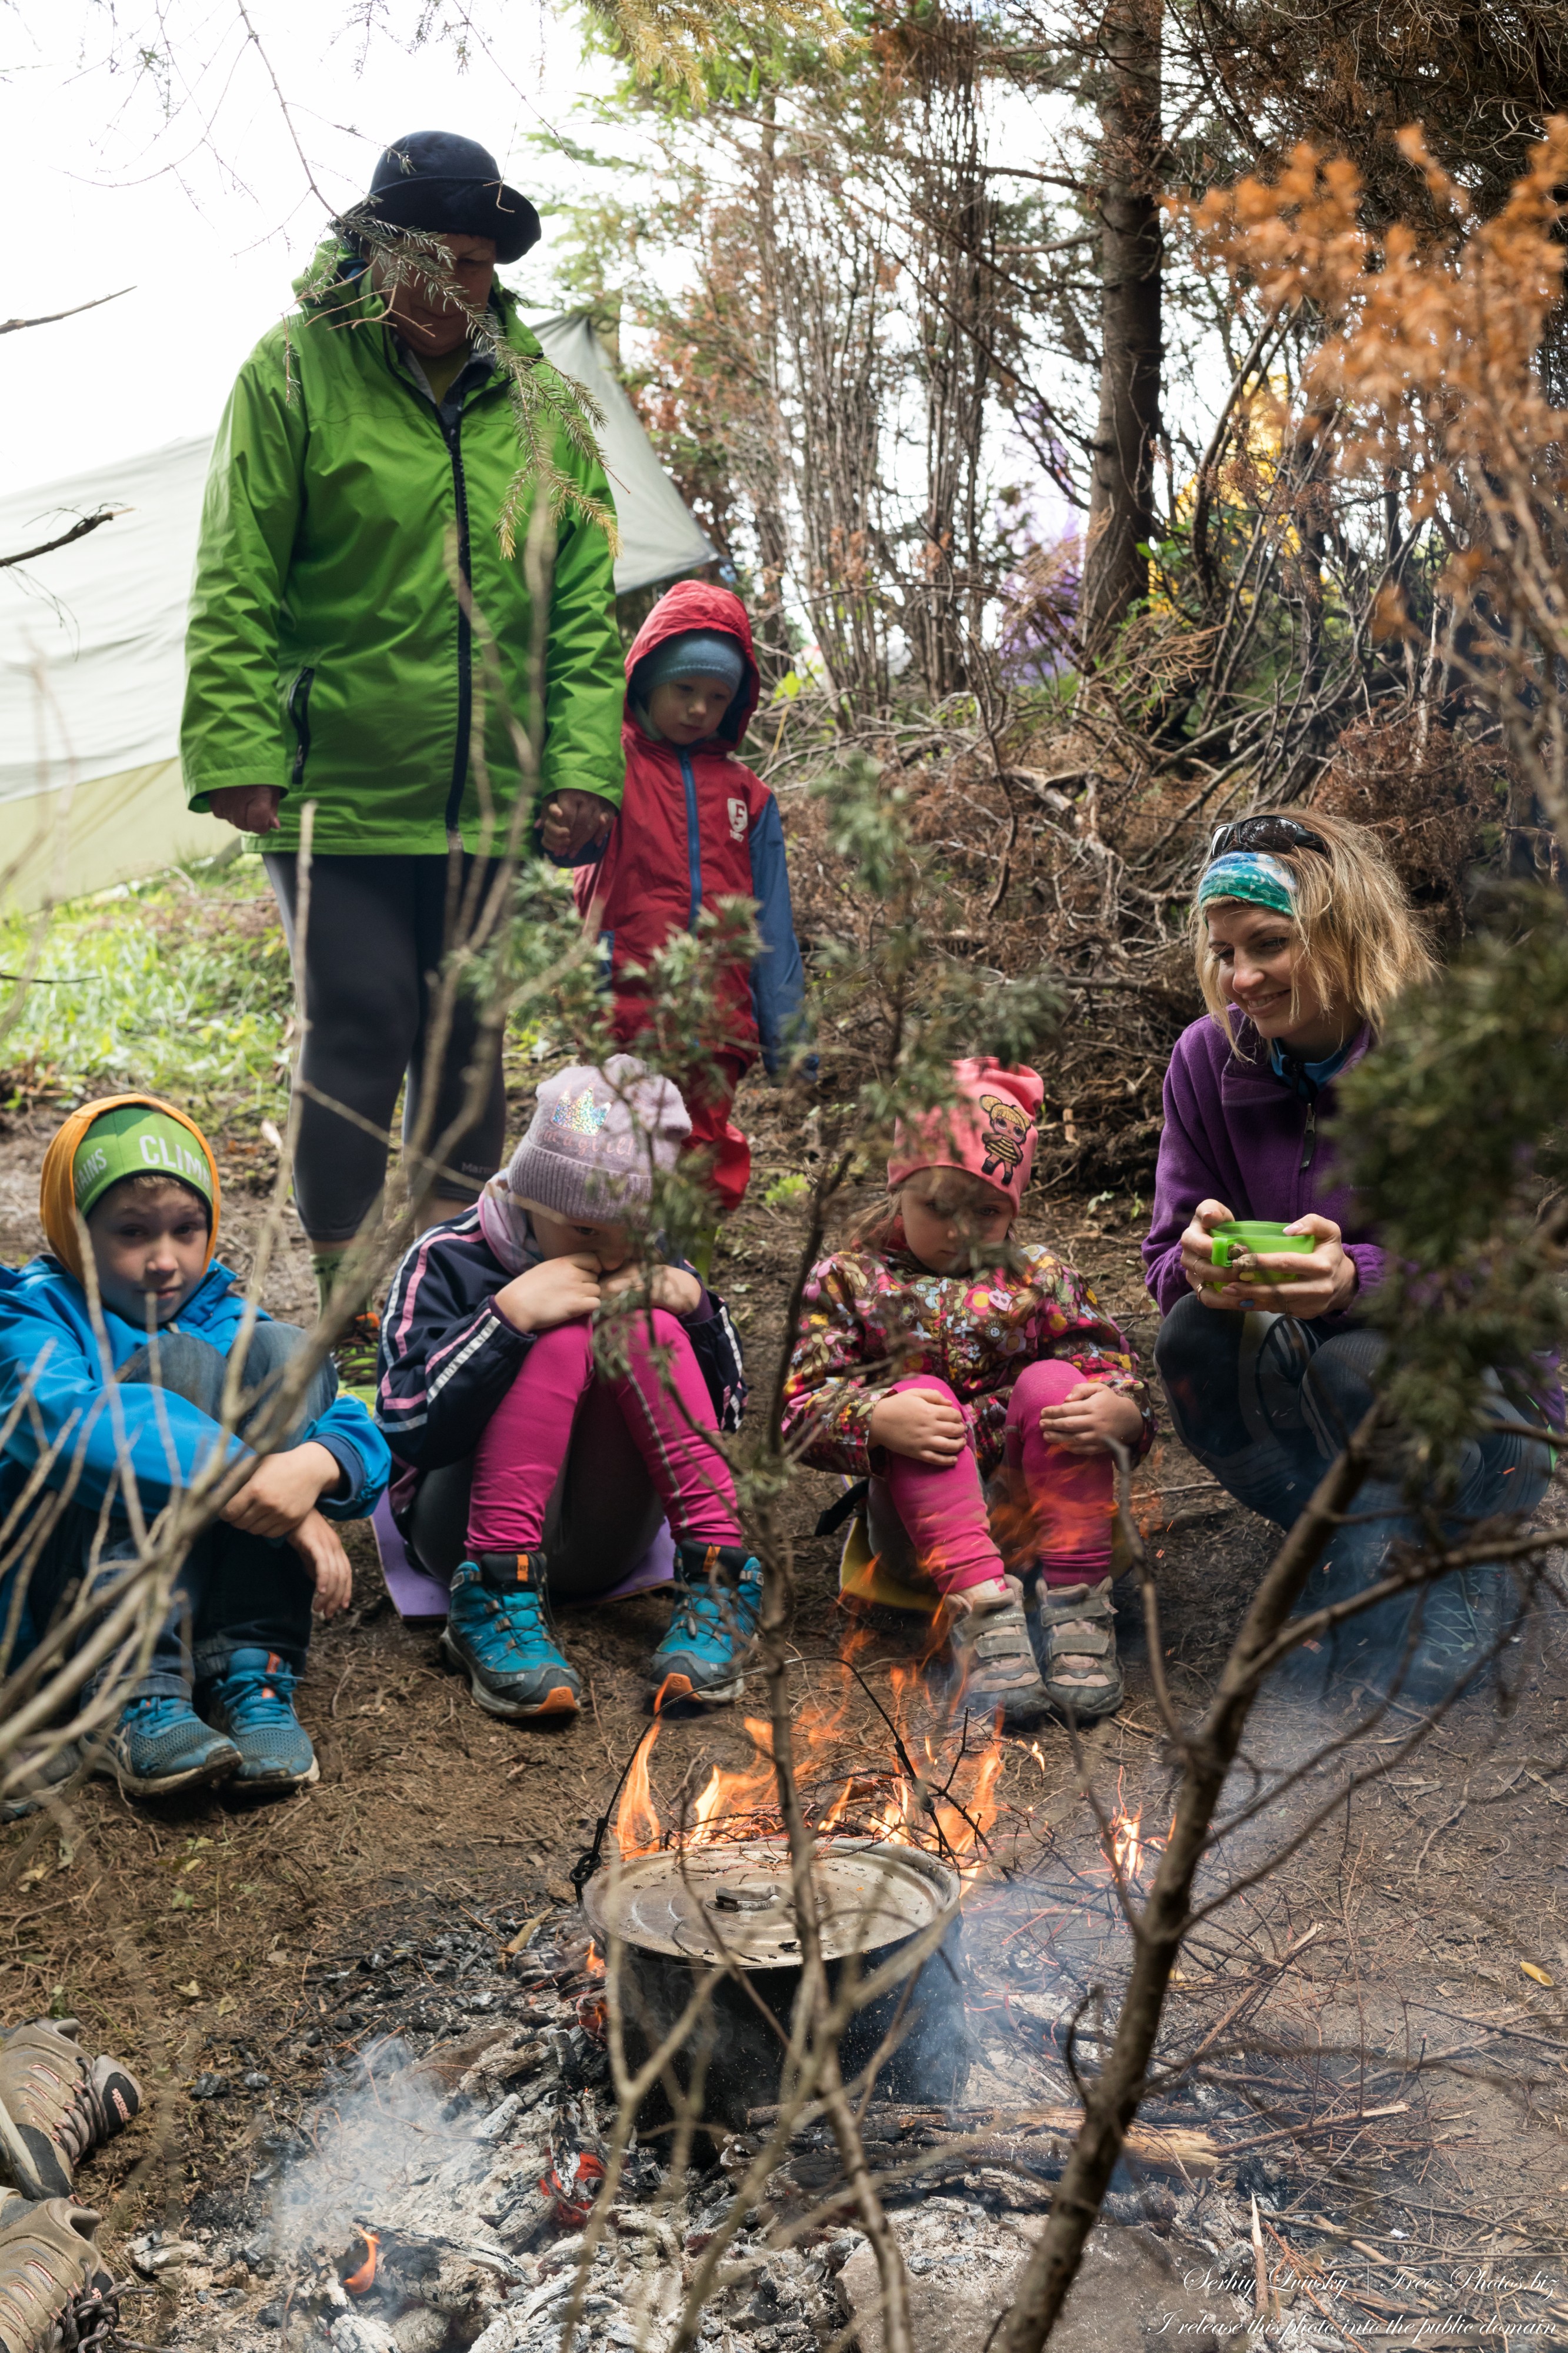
top-left (1186, 120), bottom-right (1568, 826)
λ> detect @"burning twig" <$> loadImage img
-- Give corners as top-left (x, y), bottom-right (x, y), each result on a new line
top-left (340, 2231), bottom-right (379, 2295)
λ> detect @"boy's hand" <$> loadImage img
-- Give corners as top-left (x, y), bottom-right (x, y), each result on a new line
top-left (538, 789), bottom-right (615, 862)
top-left (1039, 1380), bottom-right (1145, 1455)
top-left (599, 1264), bottom-right (703, 1317)
top-left (208, 785), bottom-right (282, 835)
top-left (868, 1387), bottom-right (970, 1466)
top-left (495, 1254), bottom-right (601, 1334)
top-left (223, 1439), bottom-right (345, 1538)
top-left (291, 1509), bottom-right (353, 1617)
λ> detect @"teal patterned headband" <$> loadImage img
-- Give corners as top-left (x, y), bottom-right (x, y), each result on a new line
top-left (1197, 850), bottom-right (1299, 917)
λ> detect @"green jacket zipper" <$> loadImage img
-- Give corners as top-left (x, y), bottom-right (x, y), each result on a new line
top-left (441, 409), bottom-right (473, 846)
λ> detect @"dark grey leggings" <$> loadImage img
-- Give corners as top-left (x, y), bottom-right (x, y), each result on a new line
top-left (1155, 1294), bottom-right (1552, 1584)
top-left (265, 852), bottom-right (508, 1245)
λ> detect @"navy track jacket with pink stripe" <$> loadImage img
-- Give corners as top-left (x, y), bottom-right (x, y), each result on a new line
top-left (375, 1207), bottom-right (747, 1485)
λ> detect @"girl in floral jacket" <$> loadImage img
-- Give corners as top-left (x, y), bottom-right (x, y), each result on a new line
top-left (781, 1060), bottom-right (1151, 1724)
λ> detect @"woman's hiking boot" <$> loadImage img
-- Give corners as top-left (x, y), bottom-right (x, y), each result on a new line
top-left (90, 1695), bottom-right (239, 1799)
top-left (1030, 1577), bottom-right (1123, 1721)
top-left (1399, 1571), bottom-right (1501, 1705)
top-left (443, 1554), bottom-right (582, 1719)
top-left (200, 1652), bottom-right (319, 1792)
top-left (940, 1584), bottom-right (1051, 1728)
top-left (0, 2195), bottom-right (116, 2353)
top-left (649, 1544), bottom-right (763, 1707)
top-left (0, 2022), bottom-right (141, 2200)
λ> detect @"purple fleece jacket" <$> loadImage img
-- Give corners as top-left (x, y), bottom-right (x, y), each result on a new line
top-left (1142, 1014), bottom-right (1384, 1318)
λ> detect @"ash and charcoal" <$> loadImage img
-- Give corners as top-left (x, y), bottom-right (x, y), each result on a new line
top-left (142, 1897), bottom-right (1215, 2353)
top-left (138, 1869), bottom-right (1568, 2353)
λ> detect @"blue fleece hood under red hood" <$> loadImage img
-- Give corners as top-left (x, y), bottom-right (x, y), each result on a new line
top-left (624, 580), bottom-right (761, 747)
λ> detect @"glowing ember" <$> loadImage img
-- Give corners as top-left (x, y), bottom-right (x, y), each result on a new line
top-left (342, 2231), bottom-right (378, 2295)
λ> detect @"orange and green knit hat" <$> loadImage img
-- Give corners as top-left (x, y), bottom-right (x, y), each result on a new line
top-left (39, 1094), bottom-right (221, 1283)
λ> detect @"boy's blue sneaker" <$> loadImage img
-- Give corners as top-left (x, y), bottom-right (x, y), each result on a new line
top-left (650, 1544), bottom-right (764, 1708)
top-left (92, 1695), bottom-right (240, 1799)
top-left (443, 1554), bottom-right (582, 1720)
top-left (201, 1650), bottom-right (320, 1792)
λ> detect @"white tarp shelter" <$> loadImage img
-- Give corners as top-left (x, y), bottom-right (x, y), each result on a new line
top-left (0, 311), bottom-right (714, 911)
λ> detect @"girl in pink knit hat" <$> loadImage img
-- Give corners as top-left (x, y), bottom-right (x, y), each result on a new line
top-left (782, 1059), bottom-right (1152, 1724)
top-left (377, 1055), bottom-right (760, 1721)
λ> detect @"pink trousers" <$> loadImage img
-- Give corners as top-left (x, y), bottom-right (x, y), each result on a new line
top-left (465, 1312), bottom-right (743, 1556)
top-left (869, 1360), bottom-right (1116, 1598)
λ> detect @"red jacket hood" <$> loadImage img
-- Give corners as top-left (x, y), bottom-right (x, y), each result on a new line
top-left (624, 581), bottom-right (760, 747)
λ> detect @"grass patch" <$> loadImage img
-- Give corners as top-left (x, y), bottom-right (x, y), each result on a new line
top-left (0, 859), bottom-right (293, 1126)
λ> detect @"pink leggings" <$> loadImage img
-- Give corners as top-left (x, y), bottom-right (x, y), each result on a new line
top-left (870, 1361), bottom-right (1116, 1598)
top-left (465, 1312), bottom-right (742, 1556)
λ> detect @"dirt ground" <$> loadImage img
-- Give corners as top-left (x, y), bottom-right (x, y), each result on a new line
top-left (6, 1068), bottom-right (1568, 2314)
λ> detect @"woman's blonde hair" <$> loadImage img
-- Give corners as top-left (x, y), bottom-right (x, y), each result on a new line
top-left (1191, 806), bottom-right (1437, 1037)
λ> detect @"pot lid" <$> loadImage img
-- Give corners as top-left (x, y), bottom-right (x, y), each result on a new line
top-left (582, 1837), bottom-right (959, 1967)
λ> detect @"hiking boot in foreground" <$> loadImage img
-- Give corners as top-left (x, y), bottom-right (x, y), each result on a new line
top-left (941, 1582), bottom-right (1051, 1728)
top-left (0, 1743), bottom-right (81, 1825)
top-left (0, 2195), bottom-right (115, 2353)
top-left (0, 2021), bottom-right (141, 2200)
top-left (443, 1553), bottom-right (582, 1719)
top-left (201, 1650), bottom-right (319, 1793)
top-left (90, 1694), bottom-right (240, 1799)
top-left (649, 1544), bottom-right (763, 1707)
top-left (1031, 1577), bottom-right (1123, 1721)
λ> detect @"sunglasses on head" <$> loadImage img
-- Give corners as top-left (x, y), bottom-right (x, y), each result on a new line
top-left (1209, 815), bottom-right (1330, 862)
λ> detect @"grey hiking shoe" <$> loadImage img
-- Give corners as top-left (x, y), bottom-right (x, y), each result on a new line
top-left (0, 1744), bottom-right (81, 1826)
top-left (945, 1589), bottom-right (1052, 1727)
top-left (0, 2022), bottom-right (141, 2199)
top-left (1031, 1578), bottom-right (1123, 1721)
top-left (0, 2196), bottom-right (116, 2353)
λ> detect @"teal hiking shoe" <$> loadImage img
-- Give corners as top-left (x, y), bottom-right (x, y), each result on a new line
top-left (202, 1650), bottom-right (319, 1793)
top-left (649, 1544), bottom-right (763, 1708)
top-left (442, 1553), bottom-right (582, 1720)
top-left (91, 1695), bottom-right (240, 1799)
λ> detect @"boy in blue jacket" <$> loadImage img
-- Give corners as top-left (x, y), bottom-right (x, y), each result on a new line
top-left (4, 1094), bottom-right (389, 1803)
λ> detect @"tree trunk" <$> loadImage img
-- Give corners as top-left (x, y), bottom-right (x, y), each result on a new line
top-left (1081, 0), bottom-right (1163, 658)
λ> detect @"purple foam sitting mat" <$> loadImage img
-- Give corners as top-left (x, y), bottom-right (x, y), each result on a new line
top-left (370, 1491), bottom-right (676, 1623)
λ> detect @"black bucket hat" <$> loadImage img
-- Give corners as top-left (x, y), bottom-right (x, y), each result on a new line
top-left (361, 131), bottom-right (541, 264)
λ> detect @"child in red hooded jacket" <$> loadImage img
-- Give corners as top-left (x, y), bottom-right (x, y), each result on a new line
top-left (573, 582), bottom-right (807, 1211)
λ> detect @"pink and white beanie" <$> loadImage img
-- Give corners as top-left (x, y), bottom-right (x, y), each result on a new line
top-left (479, 1055), bottom-right (690, 1270)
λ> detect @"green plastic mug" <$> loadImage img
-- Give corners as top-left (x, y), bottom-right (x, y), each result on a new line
top-left (1208, 1221), bottom-right (1316, 1281)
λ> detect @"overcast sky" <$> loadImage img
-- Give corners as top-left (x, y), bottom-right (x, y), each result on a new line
top-left (0, 0), bottom-right (618, 494)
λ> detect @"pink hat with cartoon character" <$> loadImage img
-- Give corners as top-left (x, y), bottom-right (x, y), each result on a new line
top-left (886, 1059), bottom-right (1045, 1212)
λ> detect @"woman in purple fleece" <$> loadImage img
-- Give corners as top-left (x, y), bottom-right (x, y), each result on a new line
top-left (1143, 809), bottom-right (1553, 1695)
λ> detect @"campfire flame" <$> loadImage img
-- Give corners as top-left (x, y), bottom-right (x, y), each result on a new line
top-left (610, 1644), bottom-right (1003, 1881)
top-left (613, 1723), bottom-right (663, 1854)
top-left (342, 2231), bottom-right (379, 2295)
top-left (1104, 1773), bottom-right (1169, 1886)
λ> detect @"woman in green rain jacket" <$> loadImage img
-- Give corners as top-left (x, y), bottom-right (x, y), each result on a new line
top-left (181, 131), bottom-right (624, 1371)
